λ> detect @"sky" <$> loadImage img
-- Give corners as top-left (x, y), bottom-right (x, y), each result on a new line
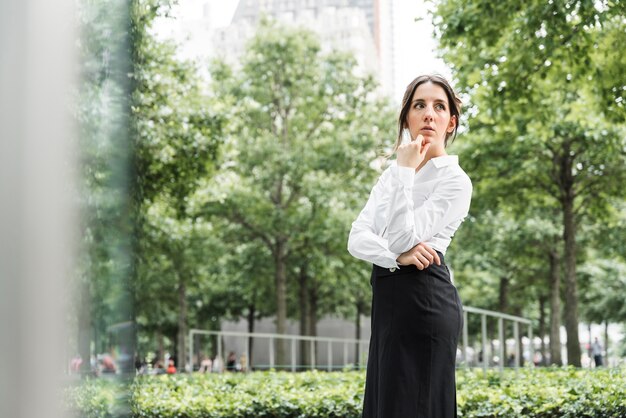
top-left (195, 0), bottom-right (238, 28)
top-left (393, 0), bottom-right (451, 94)
top-left (165, 0), bottom-right (238, 28)
top-left (155, 0), bottom-right (450, 101)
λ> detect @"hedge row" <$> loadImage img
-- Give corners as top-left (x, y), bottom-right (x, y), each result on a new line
top-left (66, 367), bottom-right (626, 417)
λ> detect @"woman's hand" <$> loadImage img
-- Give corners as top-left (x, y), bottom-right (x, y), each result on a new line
top-left (396, 242), bottom-right (441, 270)
top-left (396, 133), bottom-right (430, 169)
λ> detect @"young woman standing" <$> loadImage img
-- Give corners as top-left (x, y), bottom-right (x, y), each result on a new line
top-left (348, 74), bottom-right (472, 418)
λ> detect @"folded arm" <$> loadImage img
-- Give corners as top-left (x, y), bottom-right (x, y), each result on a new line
top-left (347, 171), bottom-right (401, 269)
top-left (386, 166), bottom-right (472, 254)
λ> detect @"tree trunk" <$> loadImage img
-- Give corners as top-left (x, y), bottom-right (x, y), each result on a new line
top-left (194, 333), bottom-right (202, 372)
top-left (562, 189), bottom-right (581, 366)
top-left (587, 322), bottom-right (593, 369)
top-left (177, 274), bottom-right (187, 371)
top-left (308, 281), bottom-right (318, 367)
top-left (555, 140), bottom-right (582, 366)
top-left (355, 300), bottom-right (363, 366)
top-left (604, 320), bottom-right (609, 366)
top-left (274, 239), bottom-right (288, 366)
top-left (94, 321), bottom-right (99, 359)
top-left (548, 249), bottom-right (563, 366)
top-left (247, 301), bottom-right (255, 369)
top-left (498, 277), bottom-right (509, 313)
top-left (298, 268), bottom-right (310, 367)
top-left (498, 276), bottom-right (509, 363)
top-left (157, 331), bottom-right (164, 365)
top-left (538, 295), bottom-right (547, 366)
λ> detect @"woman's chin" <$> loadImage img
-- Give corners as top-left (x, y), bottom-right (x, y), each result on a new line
top-left (419, 131), bottom-right (439, 140)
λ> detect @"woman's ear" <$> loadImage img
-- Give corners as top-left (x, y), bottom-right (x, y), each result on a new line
top-left (447, 115), bottom-right (457, 133)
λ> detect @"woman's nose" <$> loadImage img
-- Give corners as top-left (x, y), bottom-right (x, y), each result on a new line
top-left (423, 106), bottom-right (434, 120)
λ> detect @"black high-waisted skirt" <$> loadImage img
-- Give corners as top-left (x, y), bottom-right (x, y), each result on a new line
top-left (362, 252), bottom-right (463, 418)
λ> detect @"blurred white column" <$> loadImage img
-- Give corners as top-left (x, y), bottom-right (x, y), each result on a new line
top-left (0, 0), bottom-right (76, 417)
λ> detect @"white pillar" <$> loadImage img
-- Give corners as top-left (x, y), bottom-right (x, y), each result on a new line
top-left (1, 1), bottom-right (76, 417)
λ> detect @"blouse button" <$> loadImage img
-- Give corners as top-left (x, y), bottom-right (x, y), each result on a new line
top-left (389, 267), bottom-right (397, 272)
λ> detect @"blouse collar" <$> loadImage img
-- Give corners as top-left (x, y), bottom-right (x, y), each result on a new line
top-left (431, 155), bottom-right (458, 169)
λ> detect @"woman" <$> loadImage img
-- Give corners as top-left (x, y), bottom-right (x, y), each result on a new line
top-left (348, 74), bottom-right (472, 418)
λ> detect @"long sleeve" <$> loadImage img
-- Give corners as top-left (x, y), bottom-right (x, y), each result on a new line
top-left (347, 171), bottom-right (401, 269)
top-left (386, 165), bottom-right (472, 254)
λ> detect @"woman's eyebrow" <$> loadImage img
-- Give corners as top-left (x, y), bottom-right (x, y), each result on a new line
top-left (412, 98), bottom-right (449, 104)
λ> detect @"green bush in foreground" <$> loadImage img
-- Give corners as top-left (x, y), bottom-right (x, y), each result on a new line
top-left (67, 367), bottom-right (626, 417)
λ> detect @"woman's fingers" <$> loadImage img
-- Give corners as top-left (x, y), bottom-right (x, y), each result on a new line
top-left (402, 243), bottom-right (443, 270)
top-left (412, 243), bottom-right (433, 262)
top-left (426, 245), bottom-right (441, 265)
top-left (416, 245), bottom-right (434, 263)
top-left (397, 134), bottom-right (430, 169)
top-left (413, 258), bottom-right (425, 270)
top-left (414, 252), bottom-right (431, 268)
top-left (413, 242), bottom-right (441, 266)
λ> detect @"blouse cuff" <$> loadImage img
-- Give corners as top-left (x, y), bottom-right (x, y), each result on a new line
top-left (392, 165), bottom-right (416, 188)
top-left (373, 252), bottom-right (401, 269)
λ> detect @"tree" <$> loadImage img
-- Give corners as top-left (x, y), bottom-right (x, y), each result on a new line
top-left (200, 19), bottom-right (393, 365)
top-left (448, 205), bottom-right (559, 365)
top-left (578, 201), bottom-right (626, 358)
top-left (433, 0), bottom-right (626, 366)
top-left (75, 0), bottom-right (224, 370)
top-left (131, 19), bottom-right (224, 363)
top-left (74, 0), bottom-right (145, 373)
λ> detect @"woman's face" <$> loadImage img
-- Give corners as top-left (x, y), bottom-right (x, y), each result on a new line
top-left (405, 81), bottom-right (456, 150)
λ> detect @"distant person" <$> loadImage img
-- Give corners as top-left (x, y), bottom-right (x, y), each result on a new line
top-left (591, 338), bottom-right (603, 367)
top-left (199, 355), bottom-right (212, 373)
top-left (348, 74), bottom-right (471, 417)
top-left (166, 359), bottom-right (177, 374)
top-left (70, 354), bottom-right (82, 373)
top-left (212, 355), bottom-right (223, 373)
top-left (226, 351), bottom-right (237, 372)
top-left (152, 360), bottom-right (166, 375)
top-left (507, 353), bottom-right (516, 367)
top-left (239, 353), bottom-right (247, 372)
top-left (134, 354), bottom-right (146, 374)
top-left (100, 354), bottom-right (117, 374)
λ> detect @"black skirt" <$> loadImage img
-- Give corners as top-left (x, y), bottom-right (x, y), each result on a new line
top-left (362, 253), bottom-right (463, 418)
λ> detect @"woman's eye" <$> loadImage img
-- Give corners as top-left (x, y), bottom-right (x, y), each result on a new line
top-left (436, 104), bottom-right (446, 110)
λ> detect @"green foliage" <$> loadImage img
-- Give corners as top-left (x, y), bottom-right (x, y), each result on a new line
top-left (579, 255), bottom-right (626, 324)
top-left (196, 17), bottom-right (396, 355)
top-left (68, 368), bottom-right (626, 417)
top-left (76, 1), bottom-right (394, 363)
top-left (75, 0), bottom-right (226, 360)
top-left (74, 0), bottom-right (144, 362)
top-left (65, 379), bottom-right (122, 418)
top-left (433, 0), bottom-right (626, 364)
top-left (458, 368), bottom-right (626, 417)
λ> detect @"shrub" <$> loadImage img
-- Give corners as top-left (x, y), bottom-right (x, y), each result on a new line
top-left (67, 367), bottom-right (626, 417)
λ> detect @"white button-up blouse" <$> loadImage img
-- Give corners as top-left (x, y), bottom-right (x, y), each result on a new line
top-left (347, 155), bottom-right (472, 269)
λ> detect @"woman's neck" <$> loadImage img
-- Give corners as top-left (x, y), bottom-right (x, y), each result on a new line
top-left (416, 147), bottom-right (447, 172)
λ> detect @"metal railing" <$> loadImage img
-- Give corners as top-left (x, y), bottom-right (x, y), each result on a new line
top-left (189, 306), bottom-right (533, 373)
top-left (460, 306), bottom-right (533, 373)
top-left (189, 329), bottom-right (368, 372)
